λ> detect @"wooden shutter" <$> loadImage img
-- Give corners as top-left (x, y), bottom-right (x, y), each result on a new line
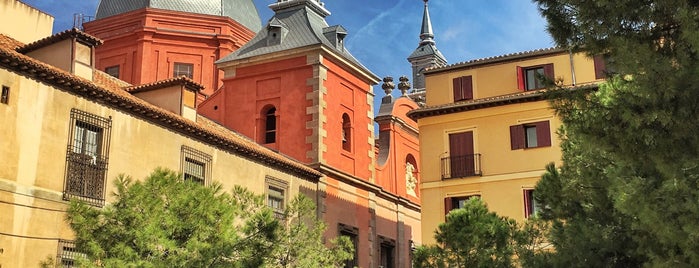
top-left (543, 63), bottom-right (554, 80)
top-left (535, 121), bottom-right (551, 147)
top-left (462, 76), bottom-right (473, 100)
top-left (453, 77), bottom-right (463, 101)
top-left (523, 189), bottom-right (532, 218)
top-left (444, 197), bottom-right (453, 216)
top-left (449, 132), bottom-right (474, 177)
top-left (516, 66), bottom-right (525, 91)
top-left (593, 55), bottom-right (606, 79)
top-left (510, 125), bottom-right (525, 150)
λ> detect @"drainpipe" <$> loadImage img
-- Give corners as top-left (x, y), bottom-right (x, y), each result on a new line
top-left (569, 48), bottom-right (577, 86)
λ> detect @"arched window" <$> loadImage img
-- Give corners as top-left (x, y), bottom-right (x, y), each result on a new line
top-left (342, 113), bottom-right (351, 151)
top-left (263, 107), bottom-right (277, 144)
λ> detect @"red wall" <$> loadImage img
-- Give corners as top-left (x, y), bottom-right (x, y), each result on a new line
top-left (199, 56), bottom-right (314, 163)
top-left (84, 8), bottom-right (254, 99)
top-left (322, 57), bottom-right (374, 180)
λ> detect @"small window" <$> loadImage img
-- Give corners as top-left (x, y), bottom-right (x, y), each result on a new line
top-left (444, 195), bottom-right (481, 215)
top-left (181, 146), bottom-right (212, 185)
top-left (173, 62), bottom-right (194, 79)
top-left (1, 85), bottom-right (9, 104)
top-left (379, 237), bottom-right (395, 268)
top-left (263, 107), bottom-right (277, 144)
top-left (339, 224), bottom-right (359, 268)
top-left (452, 75), bottom-right (473, 102)
top-left (525, 125), bottom-right (538, 148)
top-left (266, 177), bottom-right (288, 220)
top-left (105, 65), bottom-right (120, 79)
top-left (57, 240), bottom-right (85, 268)
top-left (524, 189), bottom-right (540, 218)
top-left (517, 64), bottom-right (554, 91)
top-left (64, 109), bottom-right (111, 207)
top-left (342, 113), bottom-right (352, 151)
top-left (510, 121), bottom-right (551, 150)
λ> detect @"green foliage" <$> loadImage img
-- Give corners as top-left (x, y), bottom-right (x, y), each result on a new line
top-left (66, 168), bottom-right (351, 267)
top-left (413, 198), bottom-right (519, 268)
top-left (534, 0), bottom-right (699, 265)
top-left (271, 194), bottom-right (353, 267)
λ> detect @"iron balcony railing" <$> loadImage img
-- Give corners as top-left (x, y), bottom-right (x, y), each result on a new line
top-left (441, 154), bottom-right (482, 179)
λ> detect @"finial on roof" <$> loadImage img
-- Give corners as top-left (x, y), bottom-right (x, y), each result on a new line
top-left (398, 76), bottom-right (411, 97)
top-left (382, 76), bottom-right (395, 96)
top-left (419, 0), bottom-right (435, 45)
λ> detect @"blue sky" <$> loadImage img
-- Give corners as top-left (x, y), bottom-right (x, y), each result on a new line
top-left (21, 0), bottom-right (554, 110)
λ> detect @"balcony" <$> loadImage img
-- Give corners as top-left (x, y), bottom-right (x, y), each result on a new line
top-left (441, 154), bottom-right (482, 179)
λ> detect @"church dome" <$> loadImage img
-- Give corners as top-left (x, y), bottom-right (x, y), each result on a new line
top-left (95, 0), bottom-right (262, 32)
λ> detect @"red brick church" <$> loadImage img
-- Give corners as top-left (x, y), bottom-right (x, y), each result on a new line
top-left (84, 0), bottom-right (421, 266)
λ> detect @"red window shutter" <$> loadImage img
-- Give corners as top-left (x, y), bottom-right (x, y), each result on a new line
top-left (444, 197), bottom-right (453, 216)
top-left (516, 66), bottom-right (524, 91)
top-left (523, 190), bottom-right (532, 218)
top-left (463, 76), bottom-right (473, 100)
top-left (453, 77), bottom-right (463, 101)
top-left (510, 125), bottom-right (525, 150)
top-left (593, 55), bottom-right (606, 79)
top-left (543, 63), bottom-right (554, 80)
top-left (536, 121), bottom-right (551, 147)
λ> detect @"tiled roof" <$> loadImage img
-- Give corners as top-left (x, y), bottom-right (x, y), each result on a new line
top-left (425, 47), bottom-right (567, 74)
top-left (0, 33), bottom-right (322, 180)
top-left (17, 28), bottom-right (103, 54)
top-left (216, 1), bottom-right (379, 82)
top-left (126, 76), bottom-right (204, 93)
top-left (95, 0), bottom-right (262, 32)
top-left (407, 83), bottom-right (598, 120)
top-left (408, 43), bottom-right (446, 61)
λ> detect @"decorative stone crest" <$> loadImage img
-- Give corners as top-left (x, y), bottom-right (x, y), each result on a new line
top-left (398, 76), bottom-right (411, 97)
top-left (406, 162), bottom-right (417, 197)
top-left (382, 76), bottom-right (395, 96)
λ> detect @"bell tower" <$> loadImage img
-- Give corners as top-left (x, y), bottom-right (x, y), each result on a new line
top-left (407, 0), bottom-right (447, 105)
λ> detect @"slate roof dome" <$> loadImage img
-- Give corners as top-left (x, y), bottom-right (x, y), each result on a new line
top-left (94, 0), bottom-right (262, 32)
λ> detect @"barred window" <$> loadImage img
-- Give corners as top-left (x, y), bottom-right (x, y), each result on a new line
top-left (173, 62), bottom-right (194, 79)
top-left (266, 177), bottom-right (288, 220)
top-left (57, 240), bottom-right (86, 268)
top-left (105, 65), bottom-right (120, 79)
top-left (181, 146), bottom-right (212, 185)
top-left (64, 109), bottom-right (111, 207)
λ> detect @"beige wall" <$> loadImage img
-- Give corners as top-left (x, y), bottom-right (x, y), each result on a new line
top-left (0, 69), bottom-right (317, 267)
top-left (0, 0), bottom-right (53, 44)
top-left (425, 52), bottom-right (599, 107)
top-left (418, 52), bottom-right (601, 245)
top-left (26, 39), bottom-right (72, 73)
top-left (418, 101), bottom-right (561, 244)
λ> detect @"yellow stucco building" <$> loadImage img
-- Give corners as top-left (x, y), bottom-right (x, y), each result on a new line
top-left (0, 1), bottom-right (322, 266)
top-left (408, 48), bottom-right (606, 244)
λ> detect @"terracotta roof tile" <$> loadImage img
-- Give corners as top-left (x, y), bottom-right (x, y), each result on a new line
top-left (407, 83), bottom-right (599, 120)
top-left (0, 33), bottom-right (321, 180)
top-left (425, 47), bottom-right (567, 74)
top-left (126, 76), bottom-right (204, 93)
top-left (17, 28), bottom-right (103, 53)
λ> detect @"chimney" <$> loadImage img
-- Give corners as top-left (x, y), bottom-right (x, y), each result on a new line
top-left (17, 28), bottom-right (102, 81)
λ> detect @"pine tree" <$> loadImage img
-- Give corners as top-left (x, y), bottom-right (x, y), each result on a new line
top-left (534, 1), bottom-right (699, 265)
top-left (65, 168), bottom-right (352, 267)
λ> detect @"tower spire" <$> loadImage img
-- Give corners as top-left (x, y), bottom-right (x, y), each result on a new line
top-left (407, 0), bottom-right (447, 106)
top-left (419, 0), bottom-right (435, 45)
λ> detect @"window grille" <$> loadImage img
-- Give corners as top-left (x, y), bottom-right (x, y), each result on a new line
top-left (1, 85), bottom-right (9, 104)
top-left (57, 240), bottom-right (86, 268)
top-left (64, 109), bottom-right (111, 207)
top-left (173, 62), bottom-right (194, 79)
top-left (266, 176), bottom-right (288, 220)
top-left (181, 146), bottom-right (212, 185)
